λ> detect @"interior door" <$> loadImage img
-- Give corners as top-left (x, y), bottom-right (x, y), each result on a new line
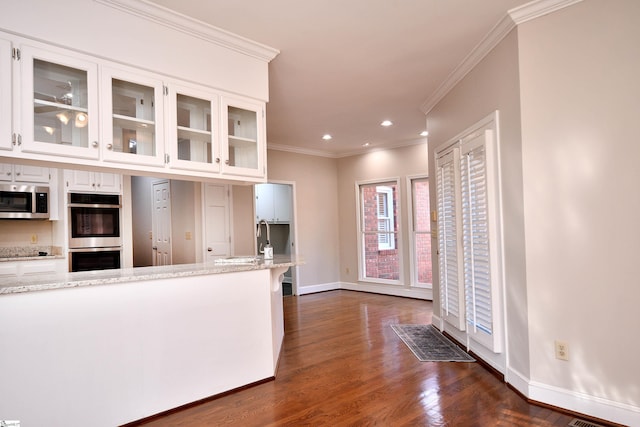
top-left (152, 180), bottom-right (172, 266)
top-left (204, 184), bottom-right (230, 260)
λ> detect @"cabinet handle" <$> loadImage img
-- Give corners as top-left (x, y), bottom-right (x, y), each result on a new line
top-left (92, 141), bottom-right (99, 148)
top-left (15, 172), bottom-right (20, 176)
top-left (215, 158), bottom-right (220, 163)
top-left (107, 143), bottom-right (113, 150)
top-left (207, 247), bottom-right (213, 252)
top-left (225, 159), bottom-right (230, 165)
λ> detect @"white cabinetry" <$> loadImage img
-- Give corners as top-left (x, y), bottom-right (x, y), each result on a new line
top-left (167, 82), bottom-right (219, 173)
top-left (221, 96), bottom-right (265, 178)
top-left (64, 169), bottom-right (121, 193)
top-left (0, 30), bottom-right (269, 183)
top-left (0, 163), bottom-right (49, 183)
top-left (101, 66), bottom-right (165, 167)
top-left (18, 43), bottom-right (100, 159)
top-left (0, 37), bottom-right (11, 152)
top-left (0, 258), bottom-right (66, 278)
top-left (255, 183), bottom-right (291, 223)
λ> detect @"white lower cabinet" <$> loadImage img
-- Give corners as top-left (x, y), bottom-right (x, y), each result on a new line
top-left (0, 258), bottom-right (66, 278)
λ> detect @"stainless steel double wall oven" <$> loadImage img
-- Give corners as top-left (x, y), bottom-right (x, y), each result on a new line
top-left (68, 192), bottom-right (122, 272)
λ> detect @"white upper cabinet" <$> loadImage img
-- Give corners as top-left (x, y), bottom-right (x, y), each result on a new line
top-left (167, 82), bottom-right (220, 173)
top-left (0, 37), bottom-right (11, 152)
top-left (18, 44), bottom-right (99, 159)
top-left (101, 66), bottom-right (165, 167)
top-left (221, 96), bottom-right (265, 177)
top-left (0, 163), bottom-right (49, 183)
top-left (64, 169), bottom-right (121, 194)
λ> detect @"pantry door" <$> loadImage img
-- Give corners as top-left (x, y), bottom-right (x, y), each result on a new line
top-left (152, 180), bottom-right (172, 266)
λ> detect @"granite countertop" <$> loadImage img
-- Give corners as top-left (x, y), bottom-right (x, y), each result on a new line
top-left (0, 245), bottom-right (64, 262)
top-left (0, 254), bottom-right (303, 295)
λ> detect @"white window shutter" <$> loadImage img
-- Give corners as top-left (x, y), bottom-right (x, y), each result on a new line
top-left (436, 150), bottom-right (465, 331)
top-left (460, 130), bottom-right (502, 353)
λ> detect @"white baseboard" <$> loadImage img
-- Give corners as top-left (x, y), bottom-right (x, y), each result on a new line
top-left (508, 367), bottom-right (640, 426)
top-left (296, 282), bottom-right (342, 295)
top-left (296, 281), bottom-right (432, 300)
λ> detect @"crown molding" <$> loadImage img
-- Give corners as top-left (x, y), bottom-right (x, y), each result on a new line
top-left (420, 0), bottom-right (583, 115)
top-left (268, 138), bottom-right (427, 159)
top-left (95, 0), bottom-right (280, 62)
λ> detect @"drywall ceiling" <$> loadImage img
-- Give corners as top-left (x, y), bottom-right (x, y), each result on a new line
top-left (147, 0), bottom-right (531, 157)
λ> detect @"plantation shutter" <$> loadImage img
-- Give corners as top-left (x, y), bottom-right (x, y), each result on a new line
top-left (436, 150), bottom-right (465, 330)
top-left (460, 130), bottom-right (501, 352)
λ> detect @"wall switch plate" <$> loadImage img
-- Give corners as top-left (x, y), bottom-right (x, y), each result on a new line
top-left (185, 231), bottom-right (192, 240)
top-left (555, 340), bottom-right (569, 361)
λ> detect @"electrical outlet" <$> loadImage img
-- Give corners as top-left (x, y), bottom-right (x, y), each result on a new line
top-left (30, 234), bottom-right (38, 244)
top-left (148, 231), bottom-right (153, 240)
top-left (555, 340), bottom-right (569, 361)
top-left (185, 231), bottom-right (192, 240)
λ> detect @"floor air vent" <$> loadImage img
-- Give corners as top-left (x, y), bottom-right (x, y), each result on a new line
top-left (568, 418), bottom-right (605, 427)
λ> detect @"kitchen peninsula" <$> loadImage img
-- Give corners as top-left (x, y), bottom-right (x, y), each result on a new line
top-left (0, 255), bottom-right (302, 427)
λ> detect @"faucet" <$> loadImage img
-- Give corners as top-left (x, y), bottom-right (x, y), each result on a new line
top-left (256, 219), bottom-right (273, 259)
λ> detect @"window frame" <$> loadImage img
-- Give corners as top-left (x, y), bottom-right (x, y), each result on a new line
top-left (406, 174), bottom-right (432, 289)
top-left (355, 178), bottom-right (403, 285)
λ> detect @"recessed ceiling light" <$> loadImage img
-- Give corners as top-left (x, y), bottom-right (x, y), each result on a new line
top-left (380, 120), bottom-right (393, 127)
top-left (362, 142), bottom-right (370, 147)
top-left (420, 130), bottom-right (429, 137)
top-left (322, 134), bottom-right (332, 141)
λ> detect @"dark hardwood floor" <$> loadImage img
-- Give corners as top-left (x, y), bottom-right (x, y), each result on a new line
top-left (137, 290), bottom-right (575, 426)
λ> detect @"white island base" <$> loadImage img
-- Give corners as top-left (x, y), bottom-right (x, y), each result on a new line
top-left (0, 265), bottom-right (290, 427)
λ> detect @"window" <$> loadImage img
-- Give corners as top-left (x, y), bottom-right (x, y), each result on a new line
top-left (435, 111), bottom-right (503, 353)
top-left (357, 180), bottom-right (401, 283)
top-left (376, 186), bottom-right (395, 250)
top-left (408, 176), bottom-right (432, 288)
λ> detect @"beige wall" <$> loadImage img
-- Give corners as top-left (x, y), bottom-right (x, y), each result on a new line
top-left (266, 149), bottom-right (340, 288)
top-left (426, 29), bottom-right (525, 374)
top-left (518, 0), bottom-right (640, 407)
top-left (336, 143), bottom-right (429, 295)
top-left (231, 184), bottom-right (256, 256)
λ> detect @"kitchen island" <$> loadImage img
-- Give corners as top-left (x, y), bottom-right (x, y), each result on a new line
top-left (0, 255), bottom-right (302, 427)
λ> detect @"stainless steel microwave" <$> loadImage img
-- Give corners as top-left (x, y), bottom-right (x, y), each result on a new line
top-left (0, 184), bottom-right (49, 219)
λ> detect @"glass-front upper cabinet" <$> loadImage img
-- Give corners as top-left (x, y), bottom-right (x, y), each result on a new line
top-left (0, 38), bottom-right (12, 151)
top-left (221, 96), bottom-right (265, 177)
top-left (101, 67), bottom-right (165, 166)
top-left (167, 83), bottom-right (219, 172)
top-left (19, 44), bottom-right (99, 159)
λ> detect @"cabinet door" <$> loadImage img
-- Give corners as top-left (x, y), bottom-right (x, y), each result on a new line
top-left (95, 172), bottom-right (121, 193)
top-left (101, 67), bottom-right (165, 167)
top-left (14, 164), bottom-right (49, 183)
top-left (0, 38), bottom-right (11, 152)
top-left (167, 83), bottom-right (219, 173)
top-left (0, 163), bottom-right (12, 181)
top-left (19, 44), bottom-right (99, 159)
top-left (273, 184), bottom-right (292, 223)
top-left (255, 183), bottom-right (274, 222)
top-left (64, 169), bottom-right (93, 192)
top-left (221, 96), bottom-right (265, 178)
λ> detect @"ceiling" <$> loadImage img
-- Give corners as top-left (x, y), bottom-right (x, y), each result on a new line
top-left (147, 0), bottom-right (532, 157)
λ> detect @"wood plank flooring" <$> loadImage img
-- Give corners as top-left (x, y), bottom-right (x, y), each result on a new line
top-left (136, 290), bottom-right (575, 426)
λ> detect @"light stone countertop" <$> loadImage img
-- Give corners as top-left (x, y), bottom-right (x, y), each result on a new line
top-left (0, 254), bottom-right (303, 295)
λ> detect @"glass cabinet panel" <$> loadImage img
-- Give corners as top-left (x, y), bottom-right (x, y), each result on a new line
top-left (226, 105), bottom-right (258, 170)
top-left (33, 59), bottom-right (89, 148)
top-left (111, 79), bottom-right (156, 157)
top-left (176, 94), bottom-right (212, 164)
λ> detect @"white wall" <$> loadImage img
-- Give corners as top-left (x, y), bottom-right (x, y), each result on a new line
top-left (0, 0), bottom-right (270, 101)
top-left (266, 149), bottom-right (341, 290)
top-left (517, 0), bottom-right (640, 416)
top-left (427, 0), bottom-right (640, 424)
top-left (426, 29), bottom-right (524, 374)
top-left (336, 143), bottom-right (431, 299)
